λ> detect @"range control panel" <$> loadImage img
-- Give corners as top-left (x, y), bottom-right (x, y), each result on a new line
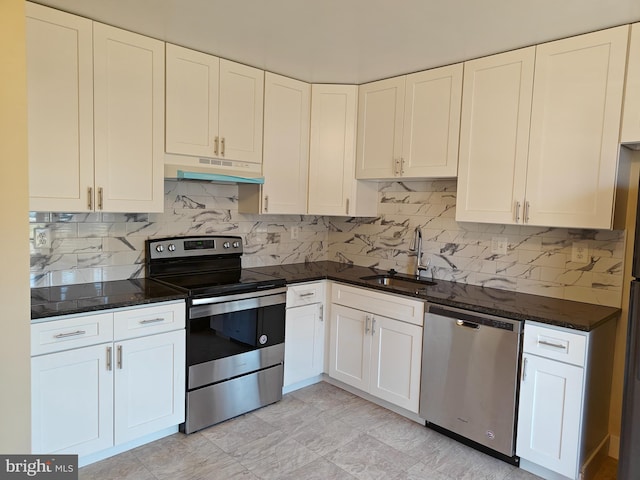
top-left (147, 236), bottom-right (243, 260)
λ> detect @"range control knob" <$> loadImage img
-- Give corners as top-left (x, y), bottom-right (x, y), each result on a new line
top-left (155, 245), bottom-right (164, 253)
top-left (232, 241), bottom-right (241, 248)
top-left (168, 244), bottom-right (176, 252)
top-left (223, 241), bottom-right (231, 249)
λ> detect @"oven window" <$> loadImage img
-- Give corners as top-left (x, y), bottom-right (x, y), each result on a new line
top-left (187, 303), bottom-right (285, 367)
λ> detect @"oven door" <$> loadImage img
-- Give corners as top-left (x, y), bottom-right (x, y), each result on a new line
top-left (187, 287), bottom-right (286, 389)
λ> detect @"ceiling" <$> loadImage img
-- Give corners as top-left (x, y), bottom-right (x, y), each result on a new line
top-left (33, 0), bottom-right (640, 84)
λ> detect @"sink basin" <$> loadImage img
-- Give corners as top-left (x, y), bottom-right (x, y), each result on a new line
top-left (360, 274), bottom-right (436, 290)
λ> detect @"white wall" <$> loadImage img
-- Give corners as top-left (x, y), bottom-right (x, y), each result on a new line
top-left (0, 0), bottom-right (32, 453)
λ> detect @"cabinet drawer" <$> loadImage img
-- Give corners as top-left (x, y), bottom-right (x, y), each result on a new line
top-left (286, 282), bottom-right (325, 308)
top-left (523, 323), bottom-right (587, 367)
top-left (331, 283), bottom-right (424, 326)
top-left (113, 301), bottom-right (186, 340)
top-left (31, 313), bottom-right (114, 356)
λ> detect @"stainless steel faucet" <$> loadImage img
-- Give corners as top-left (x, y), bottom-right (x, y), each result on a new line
top-left (410, 226), bottom-right (430, 279)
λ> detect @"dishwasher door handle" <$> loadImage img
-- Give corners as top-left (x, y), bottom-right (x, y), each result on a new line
top-left (455, 319), bottom-right (480, 330)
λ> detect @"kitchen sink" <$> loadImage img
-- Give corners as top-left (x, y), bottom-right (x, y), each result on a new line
top-left (360, 274), bottom-right (436, 290)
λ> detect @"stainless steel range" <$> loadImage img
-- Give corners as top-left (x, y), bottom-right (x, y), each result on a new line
top-left (146, 236), bottom-right (286, 434)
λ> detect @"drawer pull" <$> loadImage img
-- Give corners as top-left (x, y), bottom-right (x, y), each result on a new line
top-left (139, 317), bottom-right (165, 325)
top-left (538, 339), bottom-right (567, 350)
top-left (298, 292), bottom-right (315, 298)
top-left (54, 330), bottom-right (87, 339)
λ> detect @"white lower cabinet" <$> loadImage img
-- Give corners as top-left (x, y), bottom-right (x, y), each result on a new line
top-left (31, 301), bottom-right (185, 460)
top-left (284, 282), bottom-right (326, 390)
top-left (516, 321), bottom-right (616, 480)
top-left (329, 284), bottom-right (423, 413)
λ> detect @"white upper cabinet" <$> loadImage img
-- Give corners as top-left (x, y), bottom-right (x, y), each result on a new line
top-left (165, 44), bottom-right (219, 158)
top-left (456, 47), bottom-right (535, 224)
top-left (308, 84), bottom-right (378, 217)
top-left (26, 3), bottom-right (165, 213)
top-left (93, 23), bottom-right (165, 213)
top-left (165, 44), bottom-right (264, 165)
top-left (356, 64), bottom-right (462, 180)
top-left (525, 26), bottom-right (628, 229)
top-left (26, 3), bottom-right (94, 212)
top-left (259, 72), bottom-right (311, 214)
top-left (457, 26), bottom-right (629, 229)
top-left (621, 23), bottom-right (640, 144)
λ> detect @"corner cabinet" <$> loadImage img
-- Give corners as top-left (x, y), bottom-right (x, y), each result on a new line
top-left (31, 301), bottom-right (185, 461)
top-left (517, 321), bottom-right (616, 480)
top-left (307, 85), bottom-right (378, 217)
top-left (457, 26), bottom-right (629, 229)
top-left (165, 44), bottom-right (264, 167)
top-left (356, 64), bottom-right (462, 180)
top-left (329, 283), bottom-right (424, 413)
top-left (26, 3), bottom-right (165, 213)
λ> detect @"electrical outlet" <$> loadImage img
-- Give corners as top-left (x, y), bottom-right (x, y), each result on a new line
top-left (572, 242), bottom-right (589, 264)
top-left (491, 236), bottom-right (508, 255)
top-left (35, 228), bottom-right (51, 248)
top-left (290, 226), bottom-right (299, 240)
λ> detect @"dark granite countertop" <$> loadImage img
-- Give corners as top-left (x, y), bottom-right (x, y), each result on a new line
top-left (246, 261), bottom-right (621, 332)
top-left (31, 278), bottom-right (187, 321)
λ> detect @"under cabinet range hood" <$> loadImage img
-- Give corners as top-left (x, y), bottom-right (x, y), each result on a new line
top-left (165, 153), bottom-right (264, 184)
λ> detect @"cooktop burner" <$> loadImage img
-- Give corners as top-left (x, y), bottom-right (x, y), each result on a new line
top-left (146, 236), bottom-right (286, 297)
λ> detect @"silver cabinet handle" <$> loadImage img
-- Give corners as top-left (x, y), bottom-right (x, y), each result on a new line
top-left (214, 136), bottom-right (219, 155)
top-left (54, 330), bottom-right (86, 339)
top-left (88, 187), bottom-right (93, 210)
top-left (393, 158), bottom-right (401, 176)
top-left (98, 187), bottom-right (104, 210)
top-left (117, 345), bottom-right (123, 369)
top-left (515, 201), bottom-right (521, 223)
top-left (400, 158), bottom-right (405, 175)
top-left (107, 346), bottom-right (112, 371)
top-left (524, 201), bottom-right (530, 223)
top-left (221, 137), bottom-right (226, 156)
top-left (299, 292), bottom-right (315, 298)
top-left (538, 339), bottom-right (567, 350)
top-left (264, 195), bottom-right (269, 213)
top-left (319, 304), bottom-right (324, 322)
top-left (139, 317), bottom-right (165, 325)
top-left (371, 317), bottom-right (376, 335)
top-left (346, 198), bottom-right (350, 216)
top-left (522, 357), bottom-right (528, 382)
top-left (365, 315), bottom-right (370, 334)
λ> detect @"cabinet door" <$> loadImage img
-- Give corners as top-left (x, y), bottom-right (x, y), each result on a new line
top-left (516, 353), bottom-right (584, 479)
top-left (26, 3), bottom-right (94, 212)
top-left (262, 72), bottom-right (311, 214)
top-left (329, 304), bottom-right (370, 391)
top-left (456, 47), bottom-right (534, 224)
top-left (31, 344), bottom-right (113, 456)
top-left (402, 64), bottom-right (462, 178)
top-left (93, 23), bottom-right (165, 213)
top-left (165, 43), bottom-right (219, 157)
top-left (369, 315), bottom-right (422, 412)
top-left (621, 23), bottom-right (640, 144)
top-left (284, 303), bottom-right (324, 387)
top-left (525, 26), bottom-right (628, 229)
top-left (356, 77), bottom-right (405, 179)
top-left (218, 59), bottom-right (264, 164)
top-left (114, 330), bottom-right (185, 444)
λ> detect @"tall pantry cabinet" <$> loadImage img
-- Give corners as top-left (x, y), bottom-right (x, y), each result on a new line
top-left (26, 2), bottom-right (165, 213)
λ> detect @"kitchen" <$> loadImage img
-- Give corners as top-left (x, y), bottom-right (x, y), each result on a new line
top-left (4, 0), bottom-right (640, 478)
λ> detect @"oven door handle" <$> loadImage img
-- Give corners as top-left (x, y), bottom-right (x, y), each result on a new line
top-left (190, 292), bottom-right (286, 318)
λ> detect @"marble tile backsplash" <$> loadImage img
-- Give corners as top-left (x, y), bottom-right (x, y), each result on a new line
top-left (29, 178), bottom-right (625, 307)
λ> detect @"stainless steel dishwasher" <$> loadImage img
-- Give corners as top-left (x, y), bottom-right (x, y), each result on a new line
top-left (419, 304), bottom-right (523, 463)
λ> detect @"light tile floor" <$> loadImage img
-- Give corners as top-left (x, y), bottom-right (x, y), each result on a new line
top-left (78, 382), bottom-right (589, 480)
